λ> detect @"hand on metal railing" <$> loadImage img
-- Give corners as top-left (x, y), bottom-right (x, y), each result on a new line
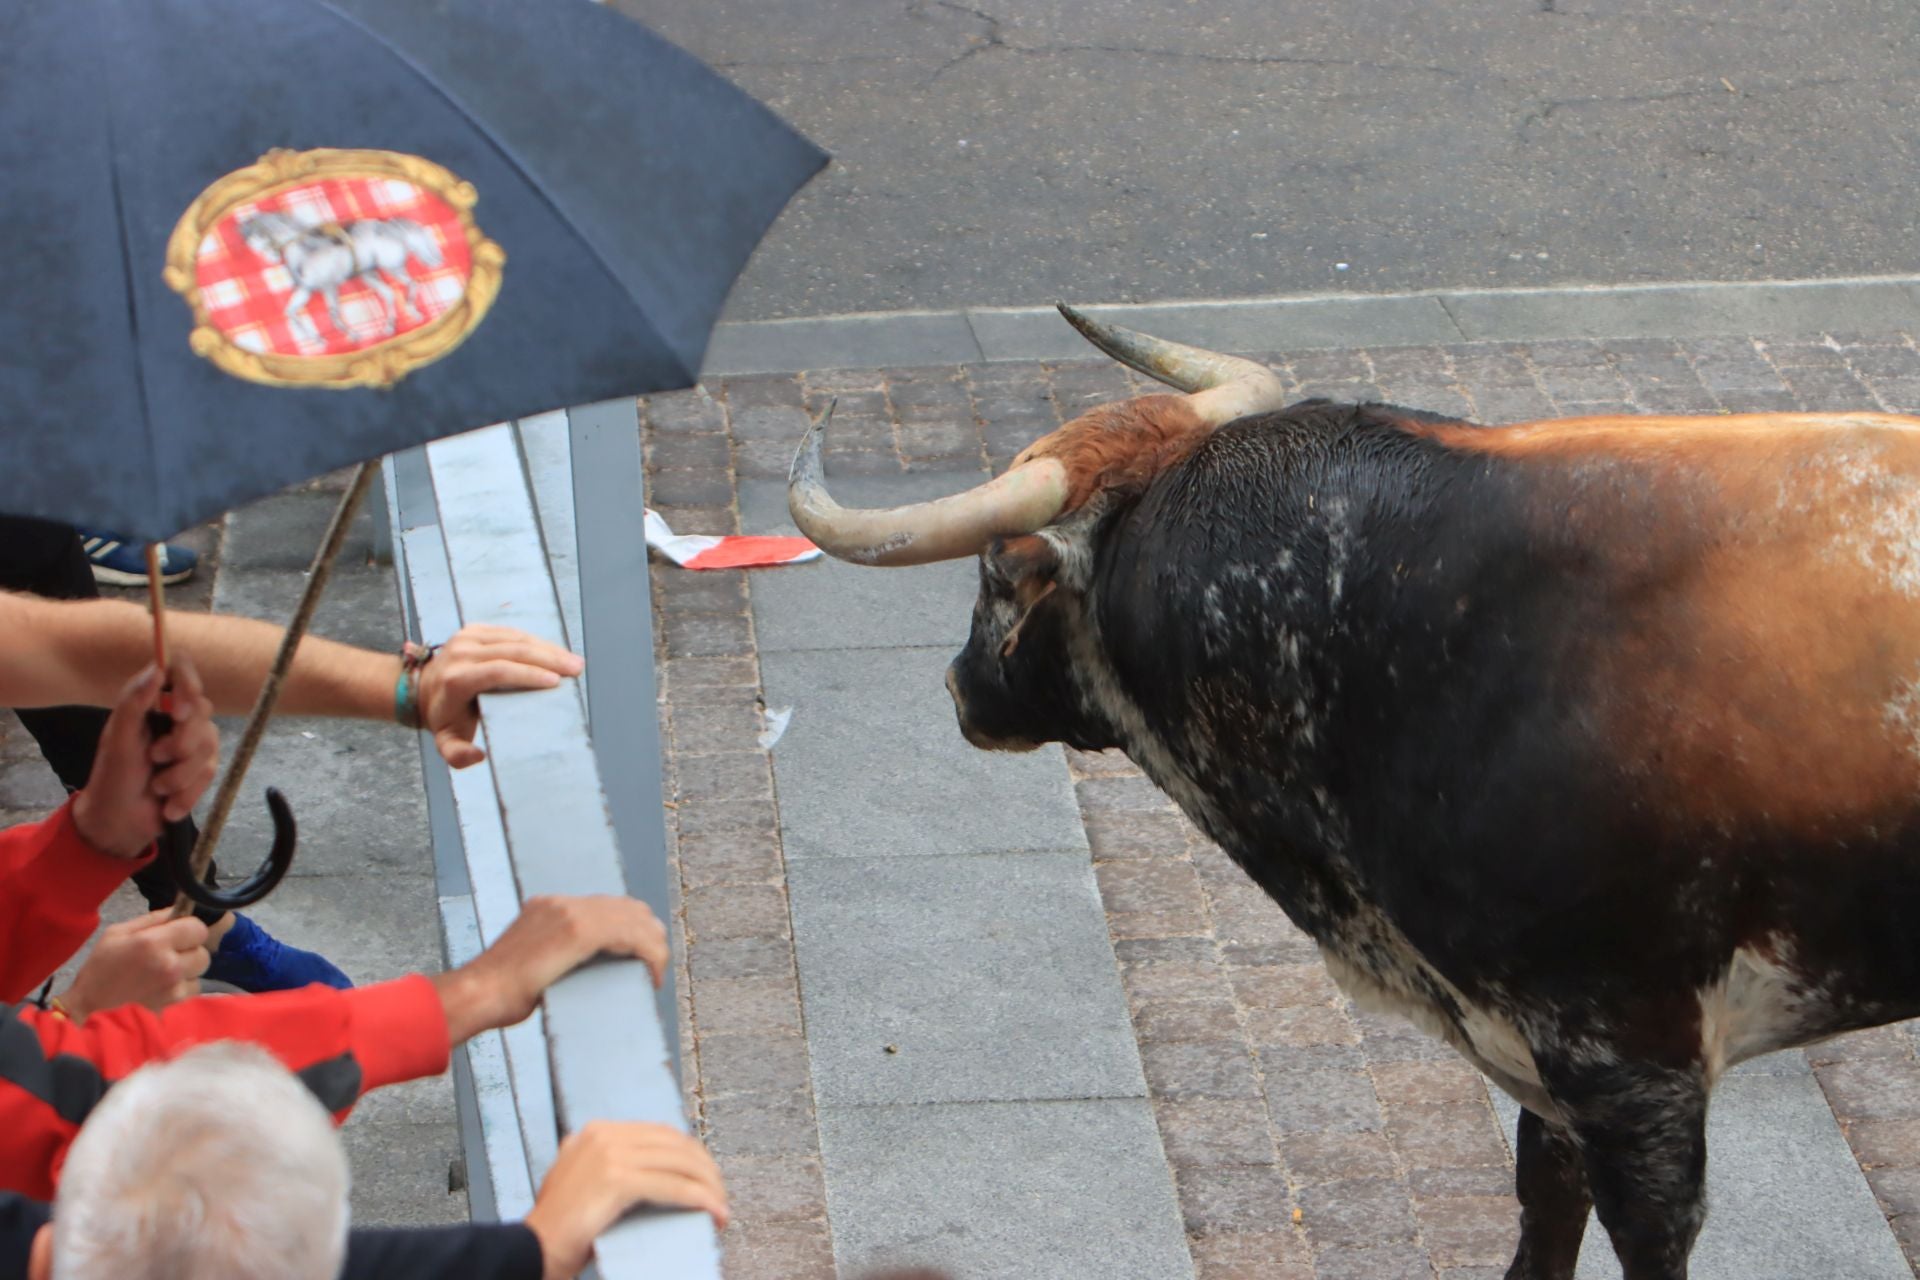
top-left (416, 624), bottom-right (585, 769)
top-left (429, 895), bottom-right (668, 1043)
top-left (523, 1120), bottom-right (729, 1279)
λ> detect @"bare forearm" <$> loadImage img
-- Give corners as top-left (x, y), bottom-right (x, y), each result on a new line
top-left (163, 609), bottom-right (399, 720)
top-left (1, 593), bottom-right (399, 721)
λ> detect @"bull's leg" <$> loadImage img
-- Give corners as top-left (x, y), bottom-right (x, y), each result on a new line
top-left (1505, 1106), bottom-right (1590, 1280)
top-left (1550, 1062), bottom-right (1709, 1280)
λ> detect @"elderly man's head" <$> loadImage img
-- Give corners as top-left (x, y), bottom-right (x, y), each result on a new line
top-left (32, 1042), bottom-right (348, 1280)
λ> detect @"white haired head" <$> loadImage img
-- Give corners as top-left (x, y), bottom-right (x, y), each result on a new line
top-left (50, 1042), bottom-right (349, 1280)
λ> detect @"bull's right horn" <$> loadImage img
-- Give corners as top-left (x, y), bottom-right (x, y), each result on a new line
top-left (788, 406), bottom-right (1069, 567)
top-left (1057, 303), bottom-right (1288, 426)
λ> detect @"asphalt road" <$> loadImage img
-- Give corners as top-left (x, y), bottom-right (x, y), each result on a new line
top-left (614, 0), bottom-right (1920, 322)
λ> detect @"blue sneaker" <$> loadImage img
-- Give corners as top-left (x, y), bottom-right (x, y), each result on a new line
top-left (205, 914), bottom-right (354, 992)
top-left (80, 533), bottom-right (198, 587)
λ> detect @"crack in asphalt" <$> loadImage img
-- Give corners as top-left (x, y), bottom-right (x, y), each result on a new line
top-left (1516, 74), bottom-right (1860, 137)
top-left (917, 0), bottom-right (1468, 86)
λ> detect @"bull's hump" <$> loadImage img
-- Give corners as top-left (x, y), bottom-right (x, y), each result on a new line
top-left (1432, 412), bottom-right (1920, 844)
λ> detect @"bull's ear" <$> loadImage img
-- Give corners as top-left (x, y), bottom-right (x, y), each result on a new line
top-left (985, 534), bottom-right (1060, 595)
top-left (988, 535), bottom-right (1062, 658)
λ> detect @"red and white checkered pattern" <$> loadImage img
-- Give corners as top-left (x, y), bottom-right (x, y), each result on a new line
top-left (193, 176), bottom-right (473, 358)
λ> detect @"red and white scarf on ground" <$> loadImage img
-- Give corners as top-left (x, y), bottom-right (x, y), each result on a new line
top-left (643, 509), bottom-right (821, 571)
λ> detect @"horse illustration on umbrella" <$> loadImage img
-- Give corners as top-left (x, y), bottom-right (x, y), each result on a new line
top-left (238, 210), bottom-right (444, 343)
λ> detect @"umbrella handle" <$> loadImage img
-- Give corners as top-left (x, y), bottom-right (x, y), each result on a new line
top-left (144, 707), bottom-right (297, 910)
top-left (158, 789), bottom-right (297, 911)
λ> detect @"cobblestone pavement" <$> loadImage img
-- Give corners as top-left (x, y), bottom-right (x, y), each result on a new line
top-left (651, 331), bottom-right (1920, 1279)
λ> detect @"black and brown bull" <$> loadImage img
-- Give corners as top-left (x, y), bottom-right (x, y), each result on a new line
top-left (786, 307), bottom-right (1920, 1280)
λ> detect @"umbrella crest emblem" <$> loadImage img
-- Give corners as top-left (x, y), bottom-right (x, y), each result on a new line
top-left (164, 149), bottom-right (505, 389)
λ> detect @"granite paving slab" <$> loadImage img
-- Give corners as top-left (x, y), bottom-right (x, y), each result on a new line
top-left (817, 1099), bottom-right (1193, 1280)
top-left (758, 646), bottom-right (1088, 861)
top-left (787, 851), bottom-right (1145, 1106)
top-left (207, 716), bottom-right (429, 878)
top-left (738, 473), bottom-right (986, 653)
top-left (212, 564), bottom-right (412, 654)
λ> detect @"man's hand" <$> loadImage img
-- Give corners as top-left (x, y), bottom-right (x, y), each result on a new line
top-left (71, 657), bottom-right (219, 859)
top-left (58, 908), bottom-right (211, 1020)
top-left (522, 1121), bottom-right (729, 1279)
top-left (429, 895), bottom-right (667, 1043)
top-left (419, 624), bottom-right (585, 769)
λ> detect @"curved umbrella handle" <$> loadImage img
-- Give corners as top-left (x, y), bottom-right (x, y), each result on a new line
top-left (160, 788), bottom-right (297, 911)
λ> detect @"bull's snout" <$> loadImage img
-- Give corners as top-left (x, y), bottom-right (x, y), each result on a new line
top-left (944, 664), bottom-right (986, 747)
top-left (946, 660), bottom-right (1040, 753)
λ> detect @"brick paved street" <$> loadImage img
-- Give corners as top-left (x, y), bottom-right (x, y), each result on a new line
top-left (651, 331), bottom-right (1920, 1279)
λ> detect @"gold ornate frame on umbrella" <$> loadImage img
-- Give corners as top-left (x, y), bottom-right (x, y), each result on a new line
top-left (162, 147), bottom-right (505, 390)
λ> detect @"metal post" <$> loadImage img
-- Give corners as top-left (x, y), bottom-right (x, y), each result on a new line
top-left (565, 397), bottom-right (680, 1074)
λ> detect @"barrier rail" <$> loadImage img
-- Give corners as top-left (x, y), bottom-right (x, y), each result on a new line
top-left (382, 402), bottom-right (713, 1277)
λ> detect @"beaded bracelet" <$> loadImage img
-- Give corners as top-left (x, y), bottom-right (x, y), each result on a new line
top-left (395, 641), bottom-right (439, 729)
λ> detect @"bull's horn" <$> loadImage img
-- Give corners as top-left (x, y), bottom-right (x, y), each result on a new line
top-left (788, 406), bottom-right (1069, 567)
top-left (1056, 302), bottom-right (1288, 425)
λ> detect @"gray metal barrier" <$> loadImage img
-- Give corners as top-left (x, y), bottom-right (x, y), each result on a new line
top-left (382, 402), bottom-right (713, 1278)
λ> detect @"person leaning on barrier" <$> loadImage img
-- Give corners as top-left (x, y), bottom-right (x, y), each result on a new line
top-left (0, 881), bottom-right (675, 1202)
top-left (0, 1043), bottom-right (728, 1280)
top-left (0, 540), bottom-right (584, 996)
top-left (0, 586), bottom-right (582, 772)
top-left (0, 655), bottom-right (674, 1201)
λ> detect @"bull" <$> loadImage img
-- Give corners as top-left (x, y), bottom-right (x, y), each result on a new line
top-left (785, 306), bottom-right (1920, 1280)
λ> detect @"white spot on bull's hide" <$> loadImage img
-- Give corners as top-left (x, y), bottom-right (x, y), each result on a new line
top-left (1069, 610), bottom-right (1226, 834)
top-left (1318, 909), bottom-right (1551, 1115)
top-left (1810, 435), bottom-right (1920, 598)
top-left (1696, 937), bottom-right (1812, 1084)
top-left (1884, 673), bottom-right (1920, 765)
top-left (1323, 496), bottom-right (1353, 607)
top-left (1039, 520), bottom-right (1099, 591)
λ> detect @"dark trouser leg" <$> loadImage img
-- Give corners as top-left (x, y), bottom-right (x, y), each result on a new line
top-left (1506, 1105), bottom-right (1592, 1280)
top-left (0, 517), bottom-right (220, 917)
top-left (1550, 1060), bottom-right (1709, 1280)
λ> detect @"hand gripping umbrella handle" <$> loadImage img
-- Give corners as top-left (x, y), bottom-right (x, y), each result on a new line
top-left (147, 708), bottom-right (297, 911)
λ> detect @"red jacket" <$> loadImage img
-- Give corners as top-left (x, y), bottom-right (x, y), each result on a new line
top-left (0, 799), bottom-right (149, 1003)
top-left (0, 803), bottom-right (453, 1198)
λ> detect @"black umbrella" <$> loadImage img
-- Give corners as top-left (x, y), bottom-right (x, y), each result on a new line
top-left (0, 0), bottom-right (825, 907)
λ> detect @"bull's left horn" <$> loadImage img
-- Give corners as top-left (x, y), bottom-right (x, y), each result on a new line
top-left (788, 407), bottom-right (1069, 567)
top-left (1057, 302), bottom-right (1288, 426)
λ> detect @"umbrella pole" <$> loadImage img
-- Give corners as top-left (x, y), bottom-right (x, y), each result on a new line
top-left (170, 461), bottom-right (378, 917)
top-left (144, 547), bottom-right (171, 700)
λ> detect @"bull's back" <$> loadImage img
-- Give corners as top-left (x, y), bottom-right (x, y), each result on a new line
top-left (1361, 413), bottom-right (1920, 1015)
top-left (1431, 413), bottom-right (1920, 845)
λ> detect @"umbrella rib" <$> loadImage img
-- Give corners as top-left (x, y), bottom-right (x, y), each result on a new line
top-left (98, 6), bottom-right (165, 536)
top-left (301, 0), bottom-right (692, 383)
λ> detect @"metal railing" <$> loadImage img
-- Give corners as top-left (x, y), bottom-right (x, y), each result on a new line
top-left (381, 402), bottom-right (713, 1278)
